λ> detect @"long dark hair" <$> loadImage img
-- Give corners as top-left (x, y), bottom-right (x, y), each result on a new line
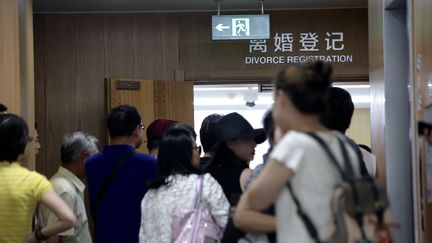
top-left (148, 126), bottom-right (201, 189)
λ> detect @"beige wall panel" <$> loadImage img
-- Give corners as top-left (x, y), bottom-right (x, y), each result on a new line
top-left (346, 109), bottom-right (371, 147)
top-left (0, 0), bottom-right (21, 114)
top-left (0, 0), bottom-right (35, 169)
top-left (19, 0), bottom-right (36, 169)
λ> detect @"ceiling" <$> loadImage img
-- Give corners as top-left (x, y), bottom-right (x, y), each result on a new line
top-left (33, 0), bottom-right (367, 13)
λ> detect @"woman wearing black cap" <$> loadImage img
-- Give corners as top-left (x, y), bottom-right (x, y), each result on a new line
top-left (233, 62), bottom-right (362, 243)
top-left (205, 112), bottom-right (267, 242)
top-left (205, 112), bottom-right (266, 205)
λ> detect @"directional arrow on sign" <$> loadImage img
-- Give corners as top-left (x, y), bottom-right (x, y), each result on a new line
top-left (215, 23), bottom-right (230, 32)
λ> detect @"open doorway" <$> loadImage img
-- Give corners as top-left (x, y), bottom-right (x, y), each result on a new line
top-left (194, 83), bottom-right (371, 169)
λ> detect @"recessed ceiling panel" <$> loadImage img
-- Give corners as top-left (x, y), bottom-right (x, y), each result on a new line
top-left (33, 0), bottom-right (367, 13)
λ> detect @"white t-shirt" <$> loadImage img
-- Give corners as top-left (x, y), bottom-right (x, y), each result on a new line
top-left (270, 131), bottom-right (360, 243)
top-left (360, 148), bottom-right (376, 177)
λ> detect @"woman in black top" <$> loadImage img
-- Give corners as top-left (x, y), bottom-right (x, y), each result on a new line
top-left (205, 112), bottom-right (267, 243)
top-left (205, 112), bottom-right (266, 205)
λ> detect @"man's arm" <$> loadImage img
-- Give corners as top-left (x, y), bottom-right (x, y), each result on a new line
top-left (44, 191), bottom-right (76, 242)
top-left (24, 189), bottom-right (76, 243)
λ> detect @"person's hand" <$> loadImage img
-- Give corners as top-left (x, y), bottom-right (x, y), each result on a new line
top-left (23, 232), bottom-right (37, 243)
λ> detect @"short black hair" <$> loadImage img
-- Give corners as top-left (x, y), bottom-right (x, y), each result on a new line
top-left (148, 126), bottom-right (200, 189)
top-left (0, 103), bottom-right (7, 113)
top-left (0, 114), bottom-right (29, 162)
top-left (174, 123), bottom-right (197, 139)
top-left (199, 114), bottom-right (222, 153)
top-left (320, 87), bottom-right (354, 134)
top-left (146, 139), bottom-right (159, 151)
top-left (107, 104), bottom-right (141, 139)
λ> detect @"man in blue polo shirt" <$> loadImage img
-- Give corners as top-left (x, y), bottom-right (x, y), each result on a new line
top-left (86, 104), bottom-right (156, 243)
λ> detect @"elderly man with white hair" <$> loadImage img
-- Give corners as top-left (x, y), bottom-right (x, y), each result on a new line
top-left (39, 131), bottom-right (98, 243)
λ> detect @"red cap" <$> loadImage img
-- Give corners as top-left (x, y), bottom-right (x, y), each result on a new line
top-left (146, 119), bottom-right (178, 142)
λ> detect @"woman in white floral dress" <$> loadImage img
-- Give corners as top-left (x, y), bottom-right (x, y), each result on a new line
top-left (139, 125), bottom-right (230, 243)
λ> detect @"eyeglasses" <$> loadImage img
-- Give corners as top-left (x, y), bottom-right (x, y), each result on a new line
top-left (137, 124), bottom-right (145, 129)
top-left (193, 145), bottom-right (202, 154)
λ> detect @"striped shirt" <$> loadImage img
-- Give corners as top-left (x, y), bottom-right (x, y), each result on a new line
top-left (0, 162), bottom-right (52, 242)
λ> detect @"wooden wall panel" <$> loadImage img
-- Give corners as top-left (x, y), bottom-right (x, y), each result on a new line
top-left (413, 0), bottom-right (432, 241)
top-left (44, 15), bottom-right (79, 176)
top-left (35, 14), bottom-right (182, 177)
top-left (74, 15), bottom-right (106, 147)
top-left (179, 9), bottom-right (369, 81)
top-left (368, 0), bottom-right (386, 184)
top-left (105, 14), bottom-right (135, 77)
top-left (34, 9), bottom-right (368, 177)
top-left (34, 15), bottom-right (47, 173)
top-left (159, 14), bottom-right (180, 80)
top-left (131, 14), bottom-right (162, 79)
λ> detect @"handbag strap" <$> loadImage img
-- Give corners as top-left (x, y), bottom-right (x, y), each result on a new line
top-left (92, 150), bottom-right (135, 219)
top-left (194, 175), bottom-right (204, 209)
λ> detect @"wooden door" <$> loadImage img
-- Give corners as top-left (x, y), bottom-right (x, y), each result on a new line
top-left (106, 78), bottom-right (194, 153)
top-left (153, 80), bottom-right (194, 127)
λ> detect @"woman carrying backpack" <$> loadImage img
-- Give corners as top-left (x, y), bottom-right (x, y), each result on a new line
top-left (233, 62), bottom-right (363, 243)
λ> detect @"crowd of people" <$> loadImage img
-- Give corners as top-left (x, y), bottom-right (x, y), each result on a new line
top-left (0, 61), bottom-right (385, 243)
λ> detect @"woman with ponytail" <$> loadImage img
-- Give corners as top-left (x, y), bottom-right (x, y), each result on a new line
top-left (233, 62), bottom-right (362, 242)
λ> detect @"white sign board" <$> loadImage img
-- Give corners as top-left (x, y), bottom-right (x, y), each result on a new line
top-left (212, 15), bottom-right (270, 40)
